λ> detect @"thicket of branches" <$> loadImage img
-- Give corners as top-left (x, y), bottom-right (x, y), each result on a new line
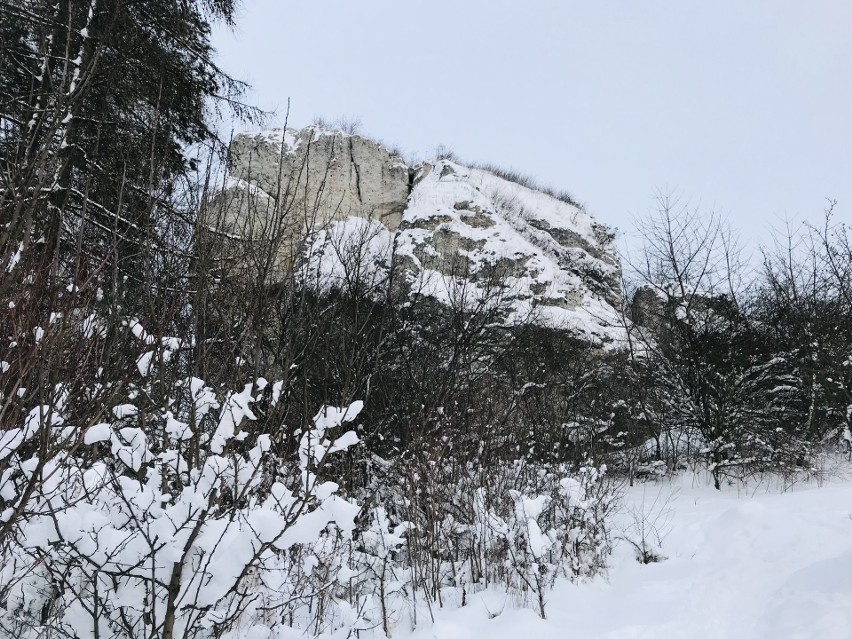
top-left (623, 195), bottom-right (852, 488)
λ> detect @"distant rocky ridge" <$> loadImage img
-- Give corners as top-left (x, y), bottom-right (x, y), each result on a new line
top-left (207, 126), bottom-right (624, 343)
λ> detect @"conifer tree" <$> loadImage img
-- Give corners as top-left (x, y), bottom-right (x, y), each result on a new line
top-left (0, 0), bottom-right (253, 283)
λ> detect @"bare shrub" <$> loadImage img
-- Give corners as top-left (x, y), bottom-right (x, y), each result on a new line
top-left (619, 483), bottom-right (676, 564)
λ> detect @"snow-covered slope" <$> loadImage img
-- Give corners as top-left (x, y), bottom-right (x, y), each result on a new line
top-left (409, 473), bottom-right (852, 639)
top-left (213, 127), bottom-right (624, 343)
top-left (396, 159), bottom-right (622, 340)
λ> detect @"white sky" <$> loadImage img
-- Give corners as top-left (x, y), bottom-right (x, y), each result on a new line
top-left (212, 1), bottom-right (851, 253)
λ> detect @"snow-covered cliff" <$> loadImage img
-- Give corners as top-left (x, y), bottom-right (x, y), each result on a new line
top-left (209, 126), bottom-right (624, 343)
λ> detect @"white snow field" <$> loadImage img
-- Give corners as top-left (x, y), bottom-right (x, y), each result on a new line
top-left (409, 472), bottom-right (852, 639)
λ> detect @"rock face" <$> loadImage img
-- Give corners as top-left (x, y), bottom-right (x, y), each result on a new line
top-left (631, 286), bottom-right (667, 332)
top-left (228, 128), bottom-right (410, 230)
top-left (208, 126), bottom-right (624, 343)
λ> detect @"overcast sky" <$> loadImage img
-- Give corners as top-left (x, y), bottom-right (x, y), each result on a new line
top-left (212, 1), bottom-right (851, 253)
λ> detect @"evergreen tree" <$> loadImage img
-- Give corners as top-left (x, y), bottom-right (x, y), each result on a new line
top-left (0, 0), bottom-right (253, 283)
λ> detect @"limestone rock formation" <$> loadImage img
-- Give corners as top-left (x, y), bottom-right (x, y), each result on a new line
top-left (231, 127), bottom-right (409, 229)
top-left (206, 126), bottom-right (625, 343)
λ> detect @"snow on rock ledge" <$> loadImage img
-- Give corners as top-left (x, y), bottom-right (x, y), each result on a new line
top-left (208, 126), bottom-right (624, 344)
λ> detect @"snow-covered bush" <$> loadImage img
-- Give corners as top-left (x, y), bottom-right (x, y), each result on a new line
top-left (0, 369), bottom-right (365, 639)
top-left (359, 456), bottom-right (617, 623)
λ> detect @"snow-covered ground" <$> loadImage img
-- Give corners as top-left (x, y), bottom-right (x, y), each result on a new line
top-left (409, 470), bottom-right (852, 639)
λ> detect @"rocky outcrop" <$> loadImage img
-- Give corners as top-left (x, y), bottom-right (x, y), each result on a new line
top-left (207, 126), bottom-right (625, 343)
top-left (228, 127), bottom-right (410, 230)
top-left (630, 286), bottom-right (667, 333)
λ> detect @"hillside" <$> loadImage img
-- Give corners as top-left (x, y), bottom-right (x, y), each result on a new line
top-left (211, 126), bottom-right (624, 343)
top-left (2, 4), bottom-right (850, 639)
